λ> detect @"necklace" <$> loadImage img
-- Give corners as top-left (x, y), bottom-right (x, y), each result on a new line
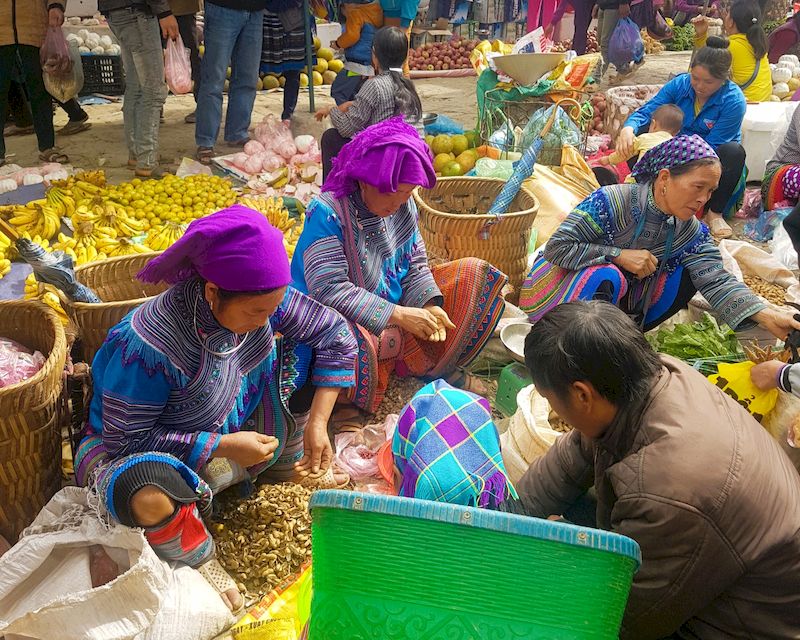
top-left (192, 296), bottom-right (250, 357)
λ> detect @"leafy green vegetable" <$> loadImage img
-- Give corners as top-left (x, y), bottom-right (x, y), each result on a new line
top-left (647, 313), bottom-right (741, 361)
top-left (666, 24), bottom-right (696, 52)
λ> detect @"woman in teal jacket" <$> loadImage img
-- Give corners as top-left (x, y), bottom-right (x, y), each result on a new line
top-left (617, 40), bottom-right (746, 239)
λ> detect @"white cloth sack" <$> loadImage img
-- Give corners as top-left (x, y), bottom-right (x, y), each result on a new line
top-left (500, 385), bottom-right (562, 485)
top-left (0, 487), bottom-right (232, 640)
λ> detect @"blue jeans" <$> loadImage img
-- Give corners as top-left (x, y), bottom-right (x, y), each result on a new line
top-left (107, 7), bottom-right (167, 170)
top-left (195, 2), bottom-right (263, 148)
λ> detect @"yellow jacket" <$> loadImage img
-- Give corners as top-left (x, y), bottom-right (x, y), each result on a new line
top-left (0, 0), bottom-right (48, 48)
top-left (695, 32), bottom-right (771, 103)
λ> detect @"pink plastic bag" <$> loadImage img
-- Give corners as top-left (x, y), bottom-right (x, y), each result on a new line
top-left (165, 35), bottom-right (193, 95)
top-left (40, 27), bottom-right (72, 76)
top-left (0, 337), bottom-right (45, 389)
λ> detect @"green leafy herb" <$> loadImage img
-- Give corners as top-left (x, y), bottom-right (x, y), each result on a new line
top-left (666, 24), bottom-right (696, 52)
top-left (647, 313), bottom-right (741, 361)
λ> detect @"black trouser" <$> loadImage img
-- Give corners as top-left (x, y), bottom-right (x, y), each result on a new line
top-left (174, 13), bottom-right (202, 101)
top-left (783, 202), bottom-right (800, 260)
top-left (282, 69), bottom-right (301, 121)
top-left (0, 45), bottom-right (55, 155)
top-left (321, 127), bottom-right (351, 180)
top-left (6, 79), bottom-right (85, 128)
top-left (708, 142), bottom-right (746, 215)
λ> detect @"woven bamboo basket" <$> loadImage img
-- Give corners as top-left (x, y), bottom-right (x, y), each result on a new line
top-left (59, 252), bottom-right (167, 364)
top-left (413, 177), bottom-right (539, 294)
top-left (0, 300), bottom-right (67, 542)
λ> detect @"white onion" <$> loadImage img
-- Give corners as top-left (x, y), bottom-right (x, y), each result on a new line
top-left (294, 135), bottom-right (315, 154)
top-left (0, 178), bottom-right (17, 194)
top-left (99, 35), bottom-right (113, 48)
top-left (244, 140), bottom-right (265, 155)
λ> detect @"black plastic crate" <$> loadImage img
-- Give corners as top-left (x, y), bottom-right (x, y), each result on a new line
top-left (80, 54), bottom-right (125, 96)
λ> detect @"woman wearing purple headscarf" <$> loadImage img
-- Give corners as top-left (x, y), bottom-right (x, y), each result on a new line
top-left (74, 205), bottom-right (357, 613)
top-left (291, 117), bottom-right (507, 423)
top-left (519, 135), bottom-right (800, 339)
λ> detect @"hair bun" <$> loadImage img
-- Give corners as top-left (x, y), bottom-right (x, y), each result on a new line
top-left (706, 35), bottom-right (730, 49)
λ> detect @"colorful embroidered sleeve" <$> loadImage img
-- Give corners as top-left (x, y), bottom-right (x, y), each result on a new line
top-left (680, 229), bottom-right (766, 328)
top-left (271, 286), bottom-right (357, 388)
top-left (543, 189), bottom-right (621, 270)
top-left (98, 351), bottom-right (221, 470)
top-left (294, 198), bottom-right (396, 334)
top-left (399, 225), bottom-right (443, 308)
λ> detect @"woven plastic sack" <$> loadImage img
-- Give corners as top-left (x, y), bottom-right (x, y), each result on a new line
top-left (500, 385), bottom-right (561, 485)
top-left (165, 35), bottom-right (193, 94)
top-left (608, 18), bottom-right (644, 69)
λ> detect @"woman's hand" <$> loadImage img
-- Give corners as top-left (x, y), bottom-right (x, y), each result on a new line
top-left (392, 305), bottom-right (440, 340)
top-left (425, 305), bottom-right (456, 342)
top-left (616, 127), bottom-right (636, 159)
top-left (314, 106), bottom-right (332, 121)
top-left (295, 421), bottom-right (333, 477)
top-left (753, 308), bottom-right (800, 340)
top-left (612, 249), bottom-right (657, 279)
top-left (215, 432), bottom-right (279, 468)
top-left (750, 360), bottom-right (785, 392)
top-left (691, 15), bottom-right (709, 38)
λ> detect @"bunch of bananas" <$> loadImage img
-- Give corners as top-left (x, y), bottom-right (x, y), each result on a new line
top-left (73, 198), bottom-right (146, 238)
top-left (95, 235), bottom-right (151, 258)
top-left (0, 233), bottom-right (11, 280)
top-left (52, 169), bottom-right (107, 191)
top-left (46, 186), bottom-right (77, 219)
top-left (24, 273), bottom-right (69, 325)
top-left (239, 196), bottom-right (305, 259)
top-left (52, 232), bottom-right (109, 265)
top-left (145, 221), bottom-right (185, 251)
top-left (5, 199), bottom-right (61, 239)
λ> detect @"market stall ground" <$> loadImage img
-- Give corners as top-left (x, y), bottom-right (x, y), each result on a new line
top-left (2, 52), bottom-right (693, 185)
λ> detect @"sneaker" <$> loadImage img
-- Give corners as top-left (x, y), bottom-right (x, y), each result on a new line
top-left (184, 111), bottom-right (196, 124)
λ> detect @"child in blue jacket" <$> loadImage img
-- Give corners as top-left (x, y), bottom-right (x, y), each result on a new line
top-left (330, 0), bottom-right (384, 104)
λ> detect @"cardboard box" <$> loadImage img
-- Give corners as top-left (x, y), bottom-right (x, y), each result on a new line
top-left (452, 21), bottom-right (479, 38)
top-left (410, 18), bottom-right (454, 48)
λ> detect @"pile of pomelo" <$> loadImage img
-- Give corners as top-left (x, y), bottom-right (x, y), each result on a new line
top-left (427, 132), bottom-right (480, 177)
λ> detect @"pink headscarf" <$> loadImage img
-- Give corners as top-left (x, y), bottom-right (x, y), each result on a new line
top-left (323, 117), bottom-right (436, 198)
top-left (137, 205), bottom-right (291, 291)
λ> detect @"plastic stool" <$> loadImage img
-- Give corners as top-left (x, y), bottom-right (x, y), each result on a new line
top-left (495, 363), bottom-right (532, 417)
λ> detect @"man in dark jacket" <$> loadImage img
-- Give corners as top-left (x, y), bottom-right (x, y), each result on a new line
top-left (517, 301), bottom-right (800, 639)
top-left (99, 0), bottom-right (178, 177)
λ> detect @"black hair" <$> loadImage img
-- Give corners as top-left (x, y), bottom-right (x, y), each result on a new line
top-left (524, 301), bottom-right (662, 406)
top-left (691, 37), bottom-right (733, 80)
top-left (728, 0), bottom-right (768, 59)
top-left (203, 280), bottom-right (282, 307)
top-left (372, 26), bottom-right (422, 122)
top-left (651, 103), bottom-right (685, 135)
top-left (668, 156), bottom-right (721, 177)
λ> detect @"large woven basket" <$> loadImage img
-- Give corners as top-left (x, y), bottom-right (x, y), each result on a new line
top-left (413, 177), bottom-right (539, 295)
top-left (60, 252), bottom-right (167, 364)
top-left (0, 300), bottom-right (67, 542)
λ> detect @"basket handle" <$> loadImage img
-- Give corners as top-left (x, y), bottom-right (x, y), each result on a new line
top-left (538, 97), bottom-right (582, 139)
top-left (0, 218), bottom-right (20, 242)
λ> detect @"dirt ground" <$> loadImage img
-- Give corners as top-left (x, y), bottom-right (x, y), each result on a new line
top-left (3, 51), bottom-right (692, 183)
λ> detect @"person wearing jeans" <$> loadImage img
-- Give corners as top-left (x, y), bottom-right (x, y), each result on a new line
top-left (100, 0), bottom-right (178, 178)
top-left (167, 0), bottom-right (202, 123)
top-left (195, 0), bottom-right (264, 164)
top-left (0, 0), bottom-right (69, 165)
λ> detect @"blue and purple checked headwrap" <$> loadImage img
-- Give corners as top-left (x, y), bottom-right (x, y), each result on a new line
top-left (392, 379), bottom-right (517, 508)
top-left (631, 134), bottom-right (719, 184)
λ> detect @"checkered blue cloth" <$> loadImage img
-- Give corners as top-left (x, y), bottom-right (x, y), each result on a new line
top-left (392, 379), bottom-right (517, 508)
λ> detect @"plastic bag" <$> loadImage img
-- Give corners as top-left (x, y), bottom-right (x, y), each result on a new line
top-left (424, 114), bottom-right (464, 136)
top-left (44, 40), bottom-right (84, 103)
top-left (165, 35), bottom-right (193, 94)
top-left (0, 337), bottom-right (45, 388)
top-left (475, 157), bottom-right (515, 180)
top-left (520, 104), bottom-right (581, 153)
top-left (770, 222), bottom-right (799, 271)
top-left (744, 206), bottom-right (791, 243)
top-left (708, 361), bottom-right (779, 423)
top-left (334, 416), bottom-right (397, 481)
top-left (608, 18), bottom-right (644, 69)
top-left (40, 26), bottom-right (72, 76)
top-left (736, 187), bottom-right (764, 219)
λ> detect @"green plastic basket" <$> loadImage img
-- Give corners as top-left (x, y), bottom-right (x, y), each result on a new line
top-left (309, 491), bottom-right (641, 640)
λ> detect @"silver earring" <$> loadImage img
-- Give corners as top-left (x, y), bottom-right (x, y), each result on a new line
top-left (662, 187), bottom-right (667, 196)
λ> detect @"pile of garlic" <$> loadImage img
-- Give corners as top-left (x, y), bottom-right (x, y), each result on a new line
top-left (66, 30), bottom-right (121, 56)
top-left (770, 55), bottom-right (800, 102)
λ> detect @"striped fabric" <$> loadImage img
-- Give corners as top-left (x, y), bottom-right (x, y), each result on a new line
top-left (75, 278), bottom-right (356, 486)
top-left (762, 164), bottom-right (800, 212)
top-left (521, 183), bottom-right (765, 329)
top-left (261, 10), bottom-right (309, 73)
top-left (393, 379), bottom-right (517, 508)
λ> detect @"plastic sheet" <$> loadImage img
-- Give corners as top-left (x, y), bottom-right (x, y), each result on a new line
top-left (424, 114), bottom-right (465, 136)
top-left (0, 337), bottom-right (44, 389)
top-left (165, 36), bottom-right (193, 95)
top-left (744, 207), bottom-right (791, 243)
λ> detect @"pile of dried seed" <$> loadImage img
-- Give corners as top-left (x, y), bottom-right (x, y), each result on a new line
top-left (744, 275), bottom-right (787, 307)
top-left (374, 375), bottom-right (426, 423)
top-left (211, 483), bottom-right (312, 597)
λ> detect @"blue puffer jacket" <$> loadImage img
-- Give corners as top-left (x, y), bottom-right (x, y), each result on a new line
top-left (345, 22), bottom-right (376, 65)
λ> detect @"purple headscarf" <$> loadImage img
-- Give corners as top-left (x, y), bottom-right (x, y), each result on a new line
top-left (323, 116), bottom-right (437, 198)
top-left (630, 134), bottom-right (719, 184)
top-left (137, 204), bottom-right (291, 291)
